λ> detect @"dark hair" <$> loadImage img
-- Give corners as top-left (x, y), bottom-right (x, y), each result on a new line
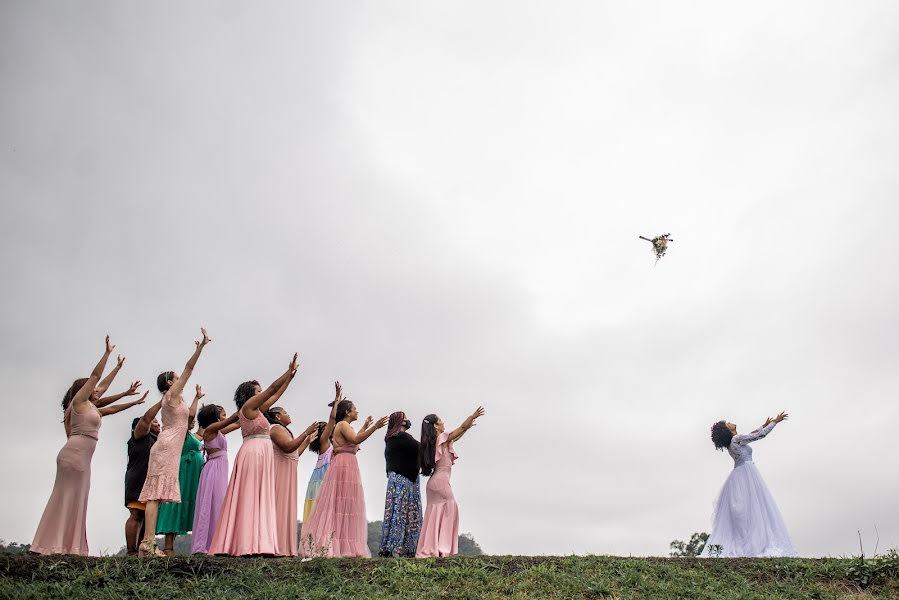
top-left (197, 404), bottom-right (223, 429)
top-left (308, 421), bottom-right (327, 454)
top-left (265, 406), bottom-right (284, 425)
top-left (234, 380), bottom-right (260, 409)
top-left (62, 378), bottom-right (89, 411)
top-left (419, 414), bottom-right (439, 477)
top-left (335, 399), bottom-right (354, 423)
top-left (711, 420), bottom-right (734, 450)
top-left (157, 371), bottom-right (175, 393)
top-left (384, 411), bottom-right (406, 441)
top-left (131, 417), bottom-right (141, 431)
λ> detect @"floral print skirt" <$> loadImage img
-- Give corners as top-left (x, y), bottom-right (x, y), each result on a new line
top-left (379, 472), bottom-right (422, 557)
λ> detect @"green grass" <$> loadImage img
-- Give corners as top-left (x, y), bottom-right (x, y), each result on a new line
top-left (2, 554), bottom-right (897, 599)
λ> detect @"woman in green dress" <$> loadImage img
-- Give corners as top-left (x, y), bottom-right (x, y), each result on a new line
top-left (157, 385), bottom-right (205, 555)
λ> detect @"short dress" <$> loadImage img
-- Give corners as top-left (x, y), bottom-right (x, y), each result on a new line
top-left (139, 392), bottom-right (189, 503)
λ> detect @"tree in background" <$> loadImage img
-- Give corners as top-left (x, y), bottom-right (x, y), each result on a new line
top-left (669, 532), bottom-right (709, 557)
top-left (0, 540), bottom-right (31, 554)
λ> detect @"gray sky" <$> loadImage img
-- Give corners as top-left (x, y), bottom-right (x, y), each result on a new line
top-left (1, 1), bottom-right (897, 556)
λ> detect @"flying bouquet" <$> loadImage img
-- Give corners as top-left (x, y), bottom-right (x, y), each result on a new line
top-left (639, 233), bottom-right (673, 263)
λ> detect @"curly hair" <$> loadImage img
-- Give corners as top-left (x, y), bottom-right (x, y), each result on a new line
top-left (308, 421), bottom-right (327, 454)
top-left (61, 378), bottom-right (89, 411)
top-left (234, 380), bottom-right (261, 409)
top-left (711, 420), bottom-right (734, 450)
top-left (197, 404), bottom-right (223, 429)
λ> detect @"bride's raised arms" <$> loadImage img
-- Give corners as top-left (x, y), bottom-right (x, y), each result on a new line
top-left (738, 411), bottom-right (788, 444)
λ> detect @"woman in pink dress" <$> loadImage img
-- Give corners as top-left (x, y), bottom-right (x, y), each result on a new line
top-left (267, 408), bottom-right (318, 556)
top-left (302, 382), bottom-right (342, 523)
top-left (208, 354), bottom-right (299, 556)
top-left (190, 404), bottom-right (241, 554)
top-left (300, 397), bottom-right (388, 558)
top-left (32, 336), bottom-right (147, 555)
top-left (138, 328), bottom-right (212, 557)
top-left (416, 406), bottom-right (485, 558)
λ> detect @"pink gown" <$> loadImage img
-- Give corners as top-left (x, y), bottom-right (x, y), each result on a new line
top-left (416, 432), bottom-right (459, 557)
top-left (31, 403), bottom-right (101, 555)
top-left (208, 410), bottom-right (279, 555)
top-left (139, 392), bottom-right (189, 502)
top-left (300, 443), bottom-right (370, 557)
top-left (271, 423), bottom-right (299, 556)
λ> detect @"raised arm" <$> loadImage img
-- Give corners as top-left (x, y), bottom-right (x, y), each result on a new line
top-left (99, 392), bottom-right (148, 417)
top-left (447, 406), bottom-right (485, 443)
top-left (188, 385), bottom-right (204, 428)
top-left (734, 412), bottom-right (787, 445)
top-left (95, 380), bottom-right (142, 408)
top-left (319, 382), bottom-right (342, 453)
top-left (258, 368), bottom-right (297, 414)
top-left (271, 422), bottom-right (319, 455)
top-left (134, 397), bottom-right (163, 439)
top-left (204, 411), bottom-right (239, 438)
top-left (94, 354), bottom-right (125, 398)
top-left (169, 328), bottom-right (212, 398)
top-left (335, 416), bottom-right (388, 445)
top-left (71, 336), bottom-right (115, 411)
top-left (242, 354), bottom-right (298, 416)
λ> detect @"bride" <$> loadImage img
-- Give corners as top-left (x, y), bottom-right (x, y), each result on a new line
top-left (705, 411), bottom-right (797, 557)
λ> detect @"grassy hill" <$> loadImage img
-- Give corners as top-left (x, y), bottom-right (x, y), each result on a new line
top-left (2, 553), bottom-right (897, 599)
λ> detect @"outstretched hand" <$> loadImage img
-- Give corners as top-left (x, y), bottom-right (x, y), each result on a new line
top-left (362, 416), bottom-right (373, 430)
top-left (106, 335), bottom-right (115, 354)
top-left (136, 391), bottom-right (149, 405)
top-left (774, 411), bottom-right (789, 423)
top-left (304, 422), bottom-right (319, 438)
top-left (127, 381), bottom-right (142, 396)
top-left (289, 353), bottom-right (299, 372)
top-left (330, 381), bottom-right (344, 407)
top-left (117, 355), bottom-right (126, 368)
top-left (196, 327), bottom-right (212, 348)
top-left (373, 416), bottom-right (389, 430)
top-left (195, 384), bottom-right (205, 400)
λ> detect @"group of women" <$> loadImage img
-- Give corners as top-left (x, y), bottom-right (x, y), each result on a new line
top-left (31, 330), bottom-right (486, 558)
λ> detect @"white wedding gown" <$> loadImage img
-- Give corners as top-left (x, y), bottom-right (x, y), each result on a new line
top-left (705, 422), bottom-right (797, 557)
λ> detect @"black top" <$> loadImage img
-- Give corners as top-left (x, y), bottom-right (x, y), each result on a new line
top-left (385, 431), bottom-right (420, 483)
top-left (125, 430), bottom-right (158, 504)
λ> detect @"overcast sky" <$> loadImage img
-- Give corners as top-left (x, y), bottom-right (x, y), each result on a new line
top-left (1, 1), bottom-right (897, 557)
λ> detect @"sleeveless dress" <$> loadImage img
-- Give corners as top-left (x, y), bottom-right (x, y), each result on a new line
top-left (32, 403), bottom-right (102, 555)
top-left (191, 431), bottom-right (229, 554)
top-left (705, 423), bottom-right (797, 557)
top-left (271, 423), bottom-right (300, 556)
top-left (416, 432), bottom-right (459, 557)
top-left (303, 446), bottom-right (333, 522)
top-left (139, 392), bottom-right (189, 503)
top-left (125, 428), bottom-right (158, 509)
top-left (156, 433), bottom-right (204, 535)
top-left (300, 443), bottom-right (370, 557)
top-left (208, 410), bottom-right (279, 555)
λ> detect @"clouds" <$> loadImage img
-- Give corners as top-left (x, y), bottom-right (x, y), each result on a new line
top-left (1, 1), bottom-right (897, 556)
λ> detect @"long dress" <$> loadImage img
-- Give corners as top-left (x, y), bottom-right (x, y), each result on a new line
top-left (300, 443), bottom-right (370, 557)
top-left (191, 431), bottom-right (229, 554)
top-left (271, 423), bottom-right (299, 556)
top-left (208, 411), bottom-right (279, 556)
top-left (705, 423), bottom-right (797, 557)
top-left (156, 433), bottom-right (204, 535)
top-left (125, 426), bottom-right (157, 509)
top-left (303, 446), bottom-right (333, 523)
top-left (31, 403), bottom-right (102, 555)
top-left (139, 393), bottom-right (189, 503)
top-left (379, 432), bottom-right (422, 557)
top-left (416, 432), bottom-right (459, 557)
